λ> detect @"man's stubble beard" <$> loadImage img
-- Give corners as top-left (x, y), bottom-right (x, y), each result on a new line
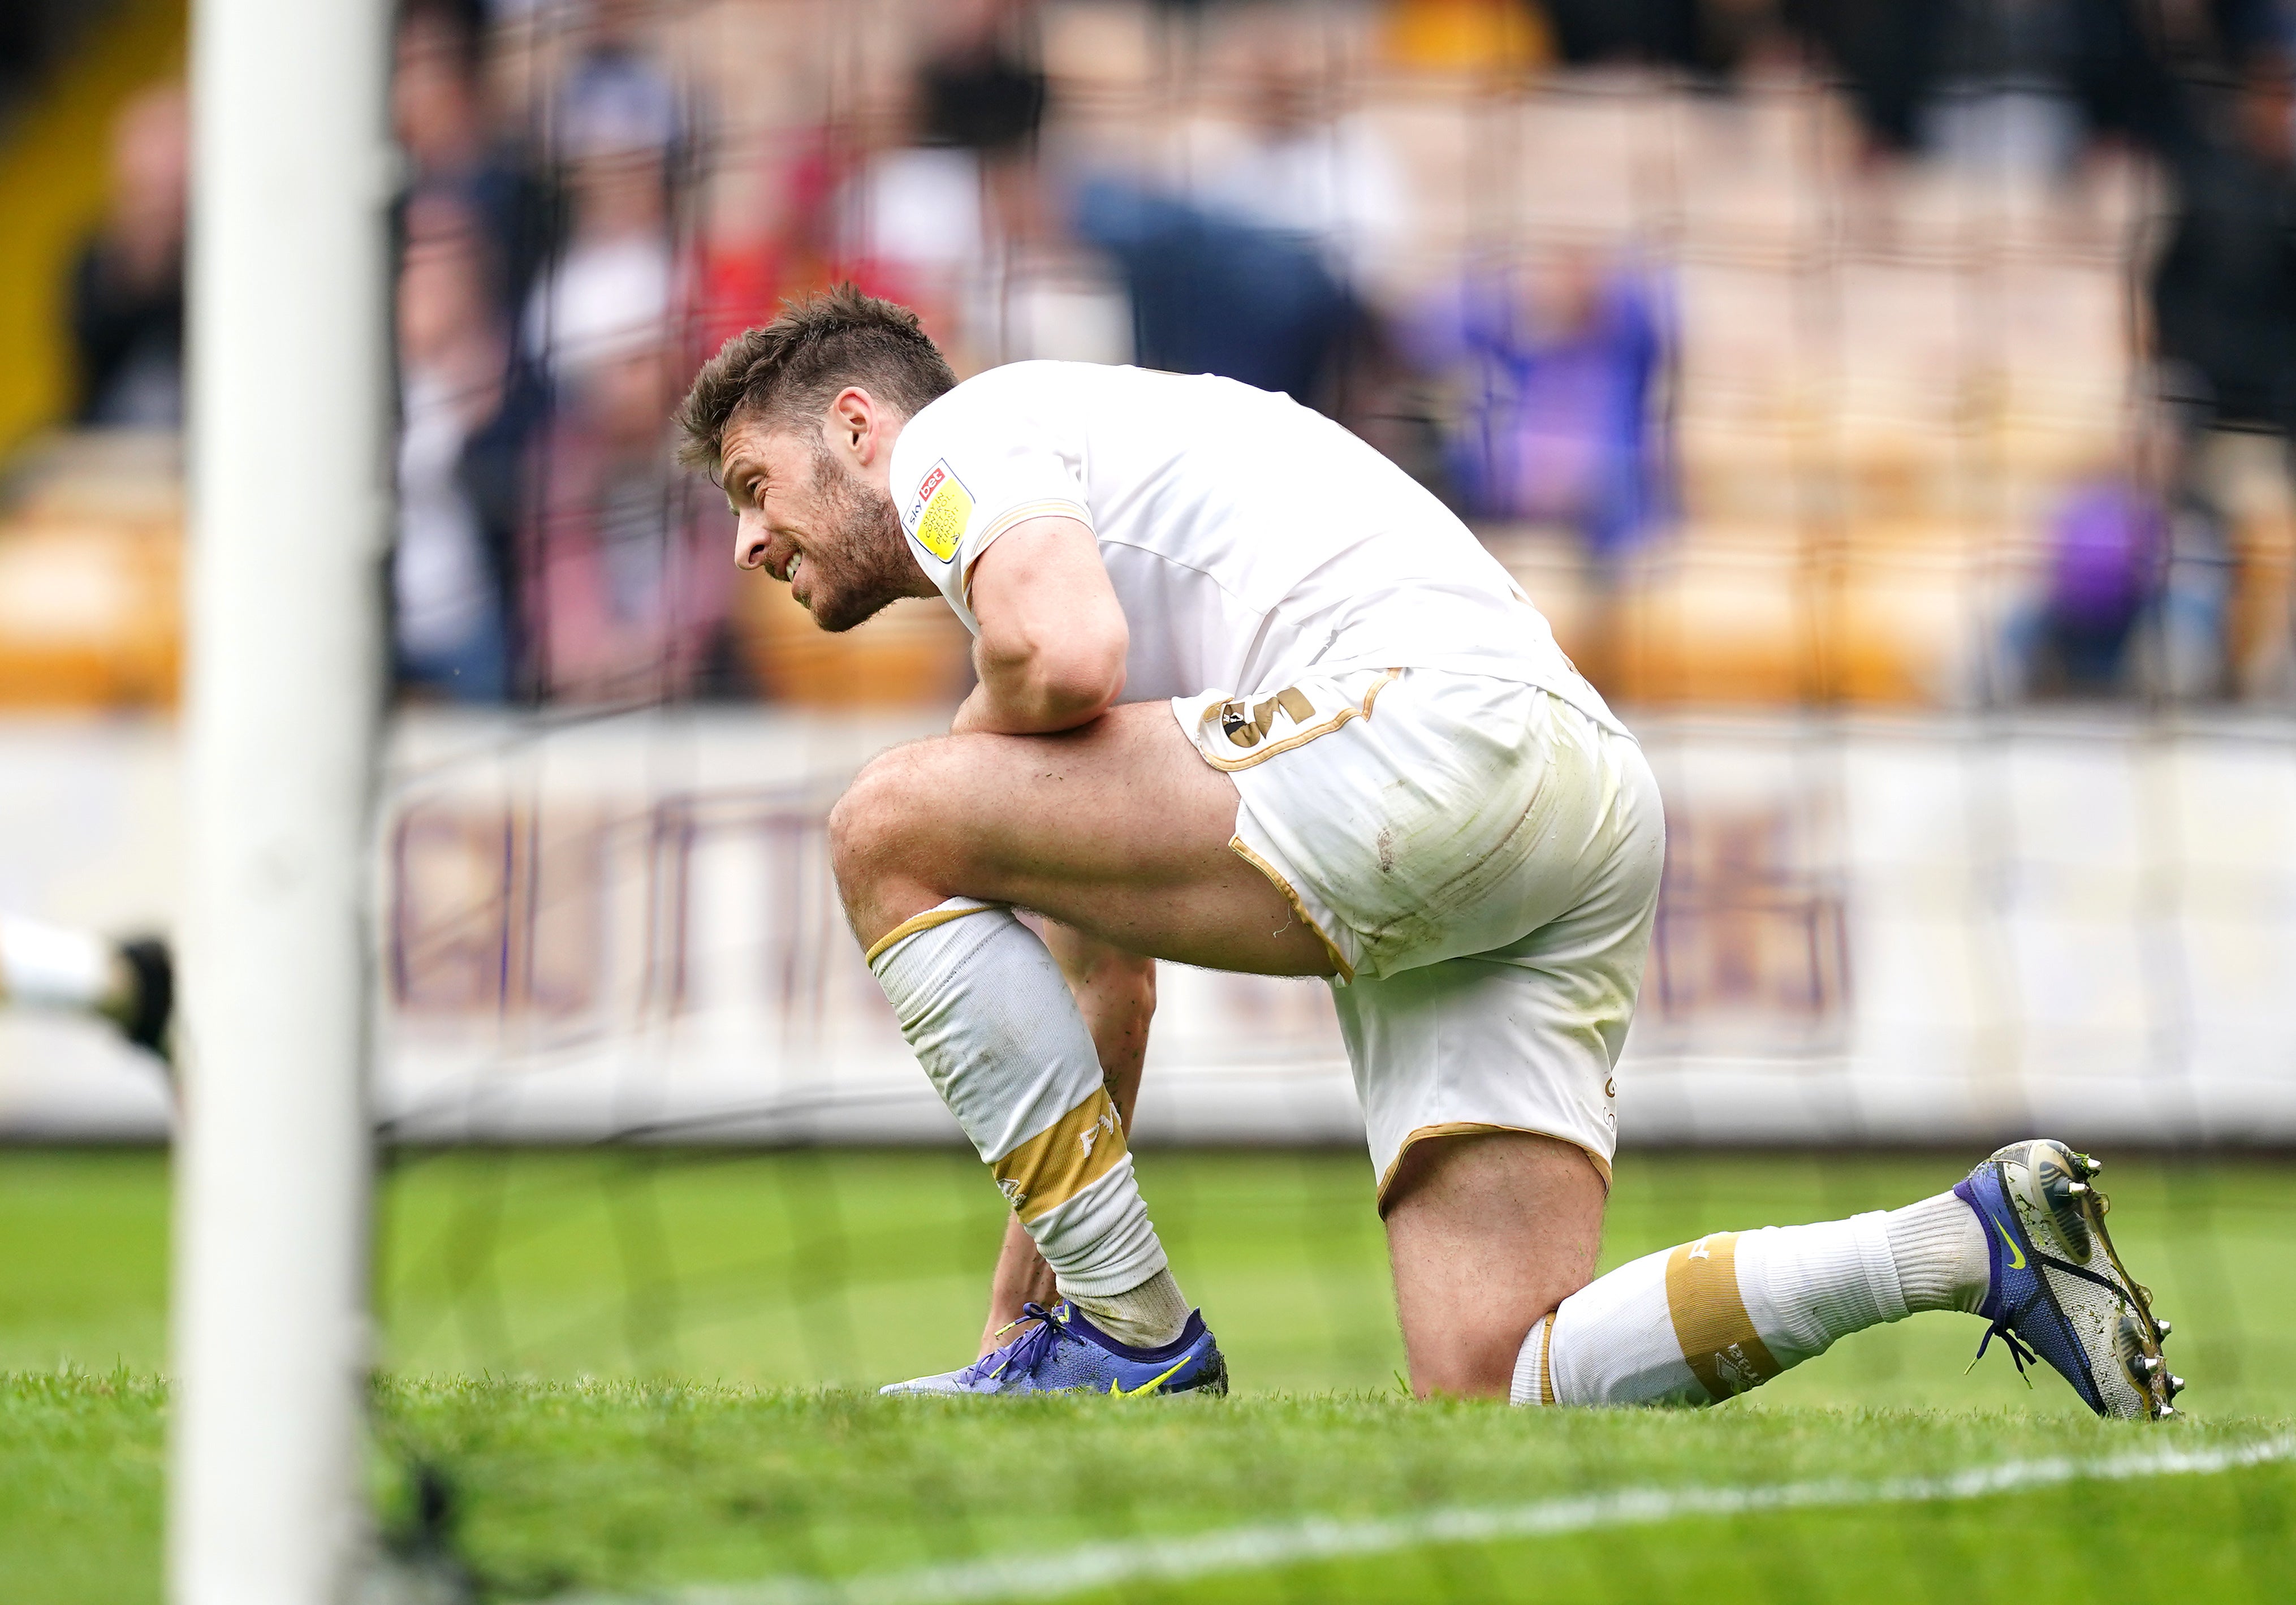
top-left (801, 440), bottom-right (915, 634)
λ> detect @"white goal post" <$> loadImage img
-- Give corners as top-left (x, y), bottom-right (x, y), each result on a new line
top-left (172, 1), bottom-right (393, 1602)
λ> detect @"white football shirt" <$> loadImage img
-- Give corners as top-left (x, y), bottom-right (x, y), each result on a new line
top-left (890, 361), bottom-right (1622, 732)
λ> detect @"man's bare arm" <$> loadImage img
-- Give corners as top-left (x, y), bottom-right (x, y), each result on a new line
top-left (951, 517), bottom-right (1126, 735)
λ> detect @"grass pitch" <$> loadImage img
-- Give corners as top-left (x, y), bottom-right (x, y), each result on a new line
top-left (4, 1148), bottom-right (2294, 1603)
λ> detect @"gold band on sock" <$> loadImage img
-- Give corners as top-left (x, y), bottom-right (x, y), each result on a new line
top-left (863, 901), bottom-right (1000, 968)
top-left (1665, 1233), bottom-right (1780, 1403)
top-left (992, 1086), bottom-right (1129, 1224)
top-left (1538, 1311), bottom-right (1557, 1405)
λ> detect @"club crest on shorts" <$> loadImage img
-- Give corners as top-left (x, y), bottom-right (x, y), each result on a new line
top-left (905, 459), bottom-right (973, 563)
top-left (1210, 687), bottom-right (1317, 750)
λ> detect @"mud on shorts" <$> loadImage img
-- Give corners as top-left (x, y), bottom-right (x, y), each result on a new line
top-left (1172, 668), bottom-right (1665, 1208)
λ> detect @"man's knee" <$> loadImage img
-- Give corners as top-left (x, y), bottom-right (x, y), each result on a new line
top-left (827, 748), bottom-right (936, 899)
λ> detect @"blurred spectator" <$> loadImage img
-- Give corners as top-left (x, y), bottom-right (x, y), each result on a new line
top-left (1927, 0), bottom-right (2190, 173)
top-left (2006, 476), bottom-right (2179, 696)
top-left (1524, 0), bottom-right (1798, 77)
top-left (1406, 251), bottom-right (1671, 555)
top-left (2144, 49), bottom-right (2296, 701)
top-left (1540, 0), bottom-right (1704, 70)
top-left (68, 83), bottom-right (187, 428)
top-left (526, 329), bottom-right (733, 703)
top-left (693, 126), bottom-right (832, 361)
top-left (513, 0), bottom-right (684, 389)
top-left (1072, 12), bottom-right (1406, 407)
top-left (1176, 24), bottom-right (1408, 288)
top-left (1793, 0), bottom-right (2203, 162)
top-left (2153, 52), bottom-right (2296, 436)
top-left (510, 0), bottom-right (735, 701)
top-left (556, 0), bottom-right (683, 167)
top-left (394, 193), bottom-right (534, 704)
top-left (840, 143), bottom-right (991, 336)
top-left (924, 0), bottom-right (1055, 265)
top-left (829, 1), bottom-right (1050, 359)
top-left (394, 0), bottom-right (549, 319)
top-left (918, 0), bottom-right (1047, 156)
top-left (1076, 181), bottom-right (1354, 402)
top-left (523, 84), bottom-right (676, 386)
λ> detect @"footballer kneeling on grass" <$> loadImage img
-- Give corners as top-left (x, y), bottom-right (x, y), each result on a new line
top-left (675, 286), bottom-right (2180, 1418)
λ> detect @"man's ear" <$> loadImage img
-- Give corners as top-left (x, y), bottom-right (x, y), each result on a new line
top-left (831, 386), bottom-right (875, 463)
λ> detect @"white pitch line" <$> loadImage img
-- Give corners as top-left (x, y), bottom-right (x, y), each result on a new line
top-left (548, 1433), bottom-right (2295, 1605)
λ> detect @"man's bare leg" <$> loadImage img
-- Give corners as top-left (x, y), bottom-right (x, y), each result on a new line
top-left (1383, 1132), bottom-right (1607, 1397)
top-left (978, 924), bottom-right (1155, 1354)
top-left (835, 705), bottom-right (1627, 1392)
top-left (840, 704), bottom-right (1323, 1370)
top-left (828, 704), bottom-right (1332, 972)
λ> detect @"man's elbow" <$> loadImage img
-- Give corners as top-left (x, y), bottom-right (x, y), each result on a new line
top-left (1038, 649), bottom-right (1127, 723)
top-left (1022, 628), bottom-right (1124, 722)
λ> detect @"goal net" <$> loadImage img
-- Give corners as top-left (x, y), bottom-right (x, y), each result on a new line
top-left (178, 0), bottom-right (2296, 1598)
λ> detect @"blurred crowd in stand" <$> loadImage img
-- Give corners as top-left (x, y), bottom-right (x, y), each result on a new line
top-left (19, 0), bottom-right (2296, 709)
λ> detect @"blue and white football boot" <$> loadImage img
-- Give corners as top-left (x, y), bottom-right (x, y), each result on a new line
top-left (880, 1301), bottom-right (1229, 1398)
top-left (1954, 1140), bottom-right (2179, 1420)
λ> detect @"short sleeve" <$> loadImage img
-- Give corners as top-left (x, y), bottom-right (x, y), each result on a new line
top-left (892, 378), bottom-right (1093, 631)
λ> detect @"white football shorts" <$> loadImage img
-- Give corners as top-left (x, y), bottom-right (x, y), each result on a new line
top-left (1171, 667), bottom-right (1664, 1205)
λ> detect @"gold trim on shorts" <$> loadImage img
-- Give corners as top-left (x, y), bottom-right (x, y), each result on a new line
top-left (992, 1085), bottom-right (1129, 1224)
top-left (1664, 1232), bottom-right (1782, 1403)
top-left (1538, 1310), bottom-right (1558, 1405)
top-left (1194, 668), bottom-right (1401, 771)
top-left (863, 902), bottom-right (1001, 968)
top-left (1227, 834), bottom-right (1354, 982)
top-left (1375, 1121), bottom-right (1615, 1213)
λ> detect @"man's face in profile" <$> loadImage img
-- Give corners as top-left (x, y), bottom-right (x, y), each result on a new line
top-left (722, 415), bottom-right (914, 633)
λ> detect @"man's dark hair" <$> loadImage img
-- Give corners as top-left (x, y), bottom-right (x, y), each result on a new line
top-left (675, 284), bottom-right (957, 480)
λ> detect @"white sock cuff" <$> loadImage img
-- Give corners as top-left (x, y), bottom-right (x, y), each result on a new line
top-left (864, 897), bottom-right (1005, 974)
top-left (1509, 1313), bottom-right (1555, 1406)
top-left (1531, 1248), bottom-right (1702, 1407)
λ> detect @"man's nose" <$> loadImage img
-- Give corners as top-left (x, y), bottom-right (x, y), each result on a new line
top-left (736, 525), bottom-right (770, 570)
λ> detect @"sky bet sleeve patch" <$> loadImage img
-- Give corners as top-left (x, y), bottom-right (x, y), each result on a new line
top-left (905, 460), bottom-right (973, 564)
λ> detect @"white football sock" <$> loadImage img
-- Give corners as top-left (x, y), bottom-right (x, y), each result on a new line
top-left (0, 915), bottom-right (115, 1012)
top-left (869, 899), bottom-right (1172, 1304)
top-left (1884, 1190), bottom-right (1991, 1314)
top-left (1513, 1213), bottom-right (1909, 1407)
